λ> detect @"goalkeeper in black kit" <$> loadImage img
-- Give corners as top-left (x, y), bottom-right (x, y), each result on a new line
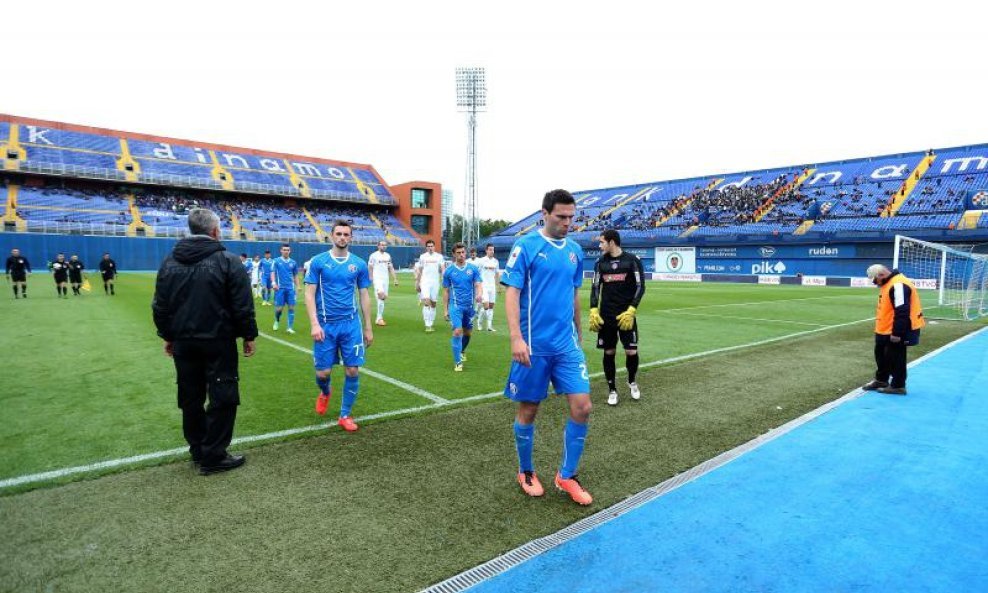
top-left (589, 229), bottom-right (646, 406)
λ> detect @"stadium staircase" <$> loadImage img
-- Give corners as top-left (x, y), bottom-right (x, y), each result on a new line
top-left (1, 184), bottom-right (27, 231)
top-left (678, 224), bottom-right (700, 238)
top-left (956, 210), bottom-right (984, 230)
top-left (1, 124), bottom-right (27, 171)
top-left (210, 151), bottom-right (236, 191)
top-left (125, 194), bottom-right (153, 237)
top-left (575, 187), bottom-right (654, 232)
top-left (286, 160), bottom-right (312, 197)
top-left (793, 220), bottom-right (815, 235)
top-left (754, 168), bottom-right (814, 222)
top-left (302, 207), bottom-right (329, 241)
top-left (350, 169), bottom-right (380, 205)
top-left (882, 154), bottom-right (936, 218)
top-left (226, 205), bottom-right (253, 240)
top-left (115, 139), bottom-right (141, 182)
top-left (655, 178), bottom-right (723, 228)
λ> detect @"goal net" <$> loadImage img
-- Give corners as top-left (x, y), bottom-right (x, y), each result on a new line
top-left (893, 235), bottom-right (988, 320)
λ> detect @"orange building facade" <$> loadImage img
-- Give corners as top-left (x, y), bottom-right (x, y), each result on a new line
top-left (391, 181), bottom-right (443, 248)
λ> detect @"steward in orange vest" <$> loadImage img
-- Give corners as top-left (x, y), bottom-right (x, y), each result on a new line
top-left (874, 270), bottom-right (926, 342)
top-left (864, 266), bottom-right (925, 395)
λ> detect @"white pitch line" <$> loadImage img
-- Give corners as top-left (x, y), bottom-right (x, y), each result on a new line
top-left (0, 316), bottom-right (874, 490)
top-left (657, 293), bottom-right (872, 313)
top-left (258, 331), bottom-right (448, 404)
top-left (663, 311), bottom-right (830, 327)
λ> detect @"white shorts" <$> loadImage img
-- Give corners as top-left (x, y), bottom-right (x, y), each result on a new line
top-left (420, 282), bottom-right (439, 302)
top-left (482, 285), bottom-right (497, 304)
top-left (373, 278), bottom-right (389, 296)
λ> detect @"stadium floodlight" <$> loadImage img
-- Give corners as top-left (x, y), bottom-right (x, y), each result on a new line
top-left (893, 234), bottom-right (988, 320)
top-left (456, 67), bottom-right (486, 250)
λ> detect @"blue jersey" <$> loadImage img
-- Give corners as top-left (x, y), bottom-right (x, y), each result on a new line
top-left (259, 257), bottom-right (274, 276)
top-left (443, 263), bottom-right (482, 310)
top-left (304, 252), bottom-right (372, 323)
top-left (243, 260), bottom-right (253, 273)
top-left (501, 231), bottom-right (584, 356)
top-left (273, 257), bottom-right (299, 289)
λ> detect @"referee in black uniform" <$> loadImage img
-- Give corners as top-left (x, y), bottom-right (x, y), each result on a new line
top-left (5, 248), bottom-right (31, 299)
top-left (51, 253), bottom-right (70, 298)
top-left (98, 253), bottom-right (118, 295)
top-left (68, 255), bottom-right (85, 296)
top-left (588, 229), bottom-right (646, 406)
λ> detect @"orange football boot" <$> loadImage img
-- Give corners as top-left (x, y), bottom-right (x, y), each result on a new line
top-left (338, 416), bottom-right (359, 432)
top-left (517, 471), bottom-right (545, 497)
top-left (315, 393), bottom-right (330, 416)
top-left (555, 472), bottom-right (593, 505)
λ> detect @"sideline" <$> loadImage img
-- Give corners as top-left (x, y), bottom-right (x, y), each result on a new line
top-left (419, 325), bottom-right (988, 593)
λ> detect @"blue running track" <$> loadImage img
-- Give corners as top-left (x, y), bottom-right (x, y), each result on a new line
top-left (464, 329), bottom-right (988, 593)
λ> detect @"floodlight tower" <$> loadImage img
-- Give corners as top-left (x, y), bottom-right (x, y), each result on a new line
top-left (456, 67), bottom-right (486, 250)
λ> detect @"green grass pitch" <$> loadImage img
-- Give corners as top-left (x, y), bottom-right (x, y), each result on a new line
top-left (0, 271), bottom-right (982, 592)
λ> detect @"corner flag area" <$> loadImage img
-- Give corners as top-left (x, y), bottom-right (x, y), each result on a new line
top-left (444, 327), bottom-right (988, 593)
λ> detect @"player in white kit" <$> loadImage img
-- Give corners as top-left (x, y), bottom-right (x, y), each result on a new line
top-left (476, 243), bottom-right (501, 331)
top-left (414, 239), bottom-right (445, 333)
top-left (250, 254), bottom-right (262, 298)
top-left (368, 240), bottom-right (399, 326)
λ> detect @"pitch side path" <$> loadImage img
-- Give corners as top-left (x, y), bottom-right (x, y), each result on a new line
top-left (440, 328), bottom-right (988, 593)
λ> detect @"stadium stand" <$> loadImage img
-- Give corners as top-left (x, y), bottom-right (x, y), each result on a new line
top-left (1, 116), bottom-right (420, 245)
top-left (488, 144), bottom-right (988, 247)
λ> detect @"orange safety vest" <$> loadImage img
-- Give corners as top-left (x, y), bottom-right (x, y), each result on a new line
top-left (875, 273), bottom-right (926, 335)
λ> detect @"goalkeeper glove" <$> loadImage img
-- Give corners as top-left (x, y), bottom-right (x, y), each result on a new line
top-left (588, 308), bottom-right (604, 332)
top-left (616, 306), bottom-right (637, 331)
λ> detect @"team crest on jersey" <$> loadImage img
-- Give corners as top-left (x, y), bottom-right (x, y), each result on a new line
top-left (348, 264), bottom-right (357, 273)
top-left (611, 262), bottom-right (618, 269)
top-left (569, 252), bottom-right (578, 264)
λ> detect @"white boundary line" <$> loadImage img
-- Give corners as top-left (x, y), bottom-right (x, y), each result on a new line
top-left (258, 331), bottom-right (449, 404)
top-left (658, 293), bottom-right (873, 313)
top-left (0, 316), bottom-right (874, 490)
top-left (661, 311), bottom-right (830, 327)
top-left (420, 324), bottom-right (988, 593)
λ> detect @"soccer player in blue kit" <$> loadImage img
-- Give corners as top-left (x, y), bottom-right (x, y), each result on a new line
top-left (259, 250), bottom-right (275, 305)
top-left (442, 242), bottom-right (483, 372)
top-left (502, 189), bottom-right (593, 505)
top-left (304, 220), bottom-right (374, 433)
top-left (271, 244), bottom-right (299, 333)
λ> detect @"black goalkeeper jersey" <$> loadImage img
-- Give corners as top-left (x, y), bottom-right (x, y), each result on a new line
top-left (590, 251), bottom-right (646, 319)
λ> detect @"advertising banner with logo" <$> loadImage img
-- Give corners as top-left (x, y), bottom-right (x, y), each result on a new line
top-left (801, 275), bottom-right (828, 286)
top-left (758, 275), bottom-right (781, 285)
top-left (654, 246), bottom-right (696, 274)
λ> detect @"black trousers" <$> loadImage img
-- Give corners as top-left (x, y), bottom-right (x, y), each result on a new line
top-left (874, 334), bottom-right (908, 388)
top-left (173, 339), bottom-right (240, 464)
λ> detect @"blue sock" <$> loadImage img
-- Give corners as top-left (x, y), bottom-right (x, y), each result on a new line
top-left (315, 375), bottom-right (330, 396)
top-left (514, 421), bottom-right (535, 473)
top-left (462, 334), bottom-right (471, 353)
top-left (451, 335), bottom-right (463, 364)
top-left (275, 309), bottom-right (282, 322)
top-left (560, 418), bottom-right (588, 479)
top-left (341, 375), bottom-right (359, 417)
top-left (287, 309), bottom-right (295, 329)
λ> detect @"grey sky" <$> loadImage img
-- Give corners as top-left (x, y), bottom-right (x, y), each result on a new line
top-left (4, 0), bottom-right (985, 221)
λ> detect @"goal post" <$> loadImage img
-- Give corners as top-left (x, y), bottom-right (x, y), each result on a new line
top-left (892, 234), bottom-right (988, 320)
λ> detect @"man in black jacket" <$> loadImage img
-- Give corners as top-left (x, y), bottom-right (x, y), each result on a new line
top-left (152, 208), bottom-right (258, 475)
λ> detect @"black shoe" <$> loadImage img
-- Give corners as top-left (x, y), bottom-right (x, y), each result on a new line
top-left (877, 386), bottom-right (907, 396)
top-left (198, 454), bottom-right (246, 475)
top-left (862, 380), bottom-right (889, 391)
